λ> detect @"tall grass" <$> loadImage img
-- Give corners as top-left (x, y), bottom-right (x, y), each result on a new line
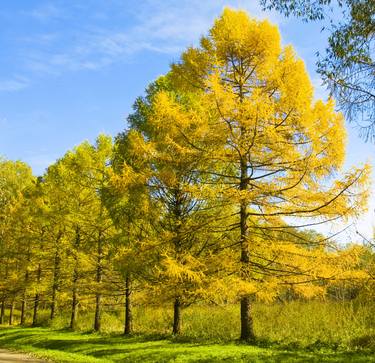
top-left (5, 300), bottom-right (375, 349)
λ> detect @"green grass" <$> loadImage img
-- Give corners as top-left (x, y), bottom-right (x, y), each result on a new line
top-left (0, 326), bottom-right (375, 363)
top-left (1, 301), bottom-right (375, 362)
top-left (31, 301), bottom-right (375, 348)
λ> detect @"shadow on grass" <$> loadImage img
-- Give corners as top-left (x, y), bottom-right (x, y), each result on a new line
top-left (0, 327), bottom-right (374, 362)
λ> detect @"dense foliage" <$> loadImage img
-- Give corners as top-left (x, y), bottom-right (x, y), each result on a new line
top-left (261, 0), bottom-right (375, 141)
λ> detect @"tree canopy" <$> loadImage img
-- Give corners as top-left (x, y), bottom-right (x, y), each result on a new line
top-left (261, 0), bottom-right (375, 141)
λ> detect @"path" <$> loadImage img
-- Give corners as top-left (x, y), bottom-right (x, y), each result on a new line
top-left (0, 349), bottom-right (47, 362)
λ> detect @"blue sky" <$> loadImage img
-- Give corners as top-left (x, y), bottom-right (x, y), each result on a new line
top-left (0, 0), bottom-right (374, 241)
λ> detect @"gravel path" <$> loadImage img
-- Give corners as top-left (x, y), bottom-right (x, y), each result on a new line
top-left (0, 349), bottom-right (47, 362)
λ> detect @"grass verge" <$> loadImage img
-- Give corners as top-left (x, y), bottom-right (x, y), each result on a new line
top-left (0, 327), bottom-right (374, 362)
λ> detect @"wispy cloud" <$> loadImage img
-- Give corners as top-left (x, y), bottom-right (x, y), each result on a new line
top-left (29, 3), bottom-right (62, 21)
top-left (87, 0), bottom-right (283, 56)
top-left (0, 77), bottom-right (29, 92)
top-left (21, 0), bottom-right (282, 76)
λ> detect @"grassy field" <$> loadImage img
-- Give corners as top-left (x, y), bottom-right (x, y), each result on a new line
top-left (0, 327), bottom-right (375, 363)
top-left (0, 301), bottom-right (375, 362)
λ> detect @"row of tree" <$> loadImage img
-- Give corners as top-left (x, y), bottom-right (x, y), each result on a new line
top-left (0, 9), bottom-right (372, 341)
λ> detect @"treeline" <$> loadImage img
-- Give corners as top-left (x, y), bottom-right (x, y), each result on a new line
top-left (0, 9), bottom-right (372, 342)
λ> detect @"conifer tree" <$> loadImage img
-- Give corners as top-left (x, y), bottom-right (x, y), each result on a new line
top-left (45, 135), bottom-right (115, 331)
top-left (164, 8), bottom-right (370, 341)
top-left (0, 159), bottom-right (34, 325)
top-left (109, 131), bottom-right (155, 335)
top-left (115, 78), bottom-right (228, 335)
top-left (42, 170), bottom-right (70, 321)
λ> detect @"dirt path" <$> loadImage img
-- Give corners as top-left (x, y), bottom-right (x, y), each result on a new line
top-left (0, 349), bottom-right (47, 362)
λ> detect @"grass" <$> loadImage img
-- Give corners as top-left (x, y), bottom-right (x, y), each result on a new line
top-left (0, 326), bottom-right (375, 363)
top-left (0, 301), bottom-right (375, 362)
top-left (40, 301), bottom-right (375, 348)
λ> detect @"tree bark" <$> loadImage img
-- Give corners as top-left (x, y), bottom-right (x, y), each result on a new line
top-left (124, 275), bottom-right (133, 335)
top-left (20, 294), bottom-right (27, 325)
top-left (70, 281), bottom-right (78, 330)
top-left (0, 299), bottom-right (5, 325)
top-left (240, 295), bottom-right (254, 342)
top-left (50, 234), bottom-right (62, 320)
top-left (239, 157), bottom-right (255, 342)
top-left (32, 264), bottom-right (42, 327)
top-left (1, 265), bottom-right (8, 325)
top-left (94, 232), bottom-right (103, 332)
top-left (8, 300), bottom-right (14, 325)
top-left (21, 267), bottom-right (29, 325)
top-left (70, 227), bottom-right (80, 330)
top-left (171, 188), bottom-right (184, 336)
top-left (94, 293), bottom-right (101, 332)
top-left (32, 292), bottom-right (40, 326)
top-left (172, 296), bottom-right (182, 335)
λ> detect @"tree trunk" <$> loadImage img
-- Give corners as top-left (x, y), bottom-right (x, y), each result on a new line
top-left (20, 294), bottom-right (27, 325)
top-left (239, 157), bottom-right (255, 342)
top-left (94, 232), bottom-right (103, 332)
top-left (32, 264), bottom-right (42, 327)
top-left (240, 296), bottom-right (254, 341)
top-left (124, 275), bottom-right (133, 335)
top-left (50, 291), bottom-right (56, 321)
top-left (21, 268), bottom-right (29, 325)
top-left (70, 227), bottom-right (80, 330)
top-left (8, 300), bottom-right (14, 325)
top-left (32, 293), bottom-right (40, 326)
top-left (171, 189), bottom-right (184, 336)
top-left (70, 282), bottom-right (78, 330)
top-left (0, 299), bottom-right (5, 325)
top-left (94, 293), bottom-right (101, 332)
top-left (172, 296), bottom-right (182, 335)
top-left (1, 266), bottom-right (8, 326)
top-left (50, 247), bottom-right (61, 320)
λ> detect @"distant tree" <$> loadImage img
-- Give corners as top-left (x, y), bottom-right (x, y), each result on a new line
top-left (44, 135), bottom-right (115, 331)
top-left (0, 159), bottom-right (34, 324)
top-left (42, 167), bottom-right (71, 322)
top-left (261, 0), bottom-right (375, 141)
top-left (68, 135), bottom-right (114, 332)
top-left (109, 129), bottom-right (159, 335)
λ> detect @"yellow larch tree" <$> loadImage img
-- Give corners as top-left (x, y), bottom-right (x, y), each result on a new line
top-left (0, 159), bottom-right (34, 325)
top-left (45, 135), bottom-right (115, 331)
top-left (164, 8), bottom-right (371, 341)
top-left (114, 77), bottom-right (229, 335)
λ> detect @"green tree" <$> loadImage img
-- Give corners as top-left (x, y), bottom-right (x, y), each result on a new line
top-left (114, 78), bottom-right (228, 335)
top-left (261, 0), bottom-right (375, 141)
